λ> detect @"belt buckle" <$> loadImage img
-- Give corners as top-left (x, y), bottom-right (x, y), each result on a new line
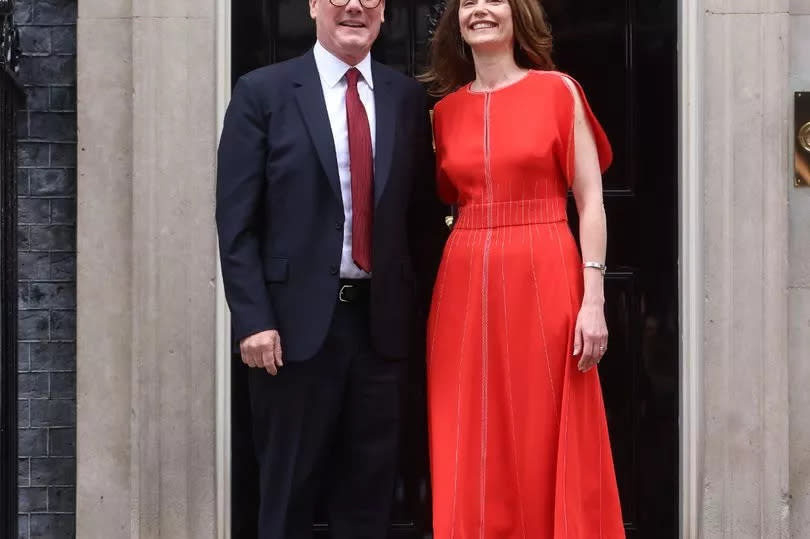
top-left (339, 284), bottom-right (354, 303)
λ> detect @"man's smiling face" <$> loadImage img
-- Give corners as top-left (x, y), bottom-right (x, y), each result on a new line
top-left (310, 0), bottom-right (386, 65)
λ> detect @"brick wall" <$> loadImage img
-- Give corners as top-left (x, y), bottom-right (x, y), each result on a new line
top-left (13, 0), bottom-right (77, 537)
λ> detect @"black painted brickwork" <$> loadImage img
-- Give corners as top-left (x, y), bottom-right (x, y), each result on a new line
top-left (14, 1), bottom-right (77, 537)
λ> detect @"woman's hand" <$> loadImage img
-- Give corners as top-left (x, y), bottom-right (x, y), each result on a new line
top-left (573, 300), bottom-right (608, 373)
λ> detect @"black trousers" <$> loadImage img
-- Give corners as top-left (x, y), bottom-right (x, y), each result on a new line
top-left (232, 353), bottom-right (260, 539)
top-left (248, 299), bottom-right (407, 539)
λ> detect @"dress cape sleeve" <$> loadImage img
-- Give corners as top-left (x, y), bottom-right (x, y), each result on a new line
top-left (558, 73), bottom-right (613, 187)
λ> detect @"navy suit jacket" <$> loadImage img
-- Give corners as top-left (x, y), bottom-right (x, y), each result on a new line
top-left (216, 49), bottom-right (446, 362)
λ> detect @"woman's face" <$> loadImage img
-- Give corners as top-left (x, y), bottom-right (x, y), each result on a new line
top-left (458, 0), bottom-right (515, 53)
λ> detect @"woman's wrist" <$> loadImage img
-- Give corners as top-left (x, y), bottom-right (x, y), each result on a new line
top-left (582, 294), bottom-right (605, 306)
top-left (582, 261), bottom-right (607, 275)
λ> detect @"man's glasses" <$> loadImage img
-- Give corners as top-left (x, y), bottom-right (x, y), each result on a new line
top-left (329, 0), bottom-right (382, 8)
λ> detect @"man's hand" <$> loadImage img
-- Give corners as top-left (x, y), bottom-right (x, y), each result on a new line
top-left (240, 330), bottom-right (284, 375)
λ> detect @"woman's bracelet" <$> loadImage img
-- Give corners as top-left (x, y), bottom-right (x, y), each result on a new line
top-left (582, 261), bottom-right (607, 275)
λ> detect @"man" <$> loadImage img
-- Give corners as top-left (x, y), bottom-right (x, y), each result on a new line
top-left (216, 0), bottom-right (445, 537)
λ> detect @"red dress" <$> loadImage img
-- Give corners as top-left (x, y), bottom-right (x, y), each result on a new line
top-left (427, 71), bottom-right (625, 538)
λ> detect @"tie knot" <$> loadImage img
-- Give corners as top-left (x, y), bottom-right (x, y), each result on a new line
top-left (345, 67), bottom-right (361, 88)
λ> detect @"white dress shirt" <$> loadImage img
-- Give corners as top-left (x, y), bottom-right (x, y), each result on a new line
top-left (313, 41), bottom-right (376, 279)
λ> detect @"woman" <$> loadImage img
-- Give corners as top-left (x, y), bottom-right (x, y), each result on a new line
top-left (423, 0), bottom-right (625, 536)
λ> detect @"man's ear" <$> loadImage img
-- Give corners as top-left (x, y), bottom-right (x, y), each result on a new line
top-left (309, 0), bottom-right (318, 20)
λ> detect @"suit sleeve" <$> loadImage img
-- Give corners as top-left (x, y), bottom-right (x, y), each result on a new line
top-left (216, 75), bottom-right (277, 344)
top-left (409, 85), bottom-right (450, 319)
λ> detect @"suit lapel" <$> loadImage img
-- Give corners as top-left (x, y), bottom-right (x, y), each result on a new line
top-left (372, 62), bottom-right (396, 208)
top-left (293, 51), bottom-right (342, 204)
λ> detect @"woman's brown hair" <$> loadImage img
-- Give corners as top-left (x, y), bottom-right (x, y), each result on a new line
top-left (420, 0), bottom-right (555, 97)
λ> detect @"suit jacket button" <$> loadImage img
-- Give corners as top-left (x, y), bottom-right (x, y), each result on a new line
top-left (335, 221), bottom-right (342, 230)
top-left (329, 265), bottom-right (338, 275)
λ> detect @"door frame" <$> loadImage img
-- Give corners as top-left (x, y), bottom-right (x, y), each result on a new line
top-left (677, 0), bottom-right (702, 536)
top-left (212, 1), bottom-right (704, 537)
top-left (215, 0), bottom-right (232, 538)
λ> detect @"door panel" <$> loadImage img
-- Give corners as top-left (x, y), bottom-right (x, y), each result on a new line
top-left (556, 1), bottom-right (678, 536)
top-left (230, 1), bottom-right (678, 537)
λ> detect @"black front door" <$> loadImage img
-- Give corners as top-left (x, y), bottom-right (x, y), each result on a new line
top-left (230, 1), bottom-right (678, 537)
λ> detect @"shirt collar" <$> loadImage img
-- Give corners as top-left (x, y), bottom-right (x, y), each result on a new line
top-left (313, 41), bottom-right (374, 90)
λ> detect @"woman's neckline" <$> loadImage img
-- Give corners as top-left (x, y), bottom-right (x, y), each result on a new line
top-left (466, 70), bottom-right (533, 95)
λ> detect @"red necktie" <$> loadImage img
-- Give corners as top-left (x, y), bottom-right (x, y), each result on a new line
top-left (345, 68), bottom-right (373, 273)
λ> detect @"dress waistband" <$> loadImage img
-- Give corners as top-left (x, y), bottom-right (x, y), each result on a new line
top-left (454, 198), bottom-right (568, 229)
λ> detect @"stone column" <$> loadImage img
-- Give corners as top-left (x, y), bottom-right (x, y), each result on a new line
top-left (702, 0), bottom-right (791, 537)
top-left (789, 1), bottom-right (810, 536)
top-left (76, 0), bottom-right (218, 536)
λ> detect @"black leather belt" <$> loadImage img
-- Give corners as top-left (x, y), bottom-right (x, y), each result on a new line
top-left (338, 279), bottom-right (370, 303)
